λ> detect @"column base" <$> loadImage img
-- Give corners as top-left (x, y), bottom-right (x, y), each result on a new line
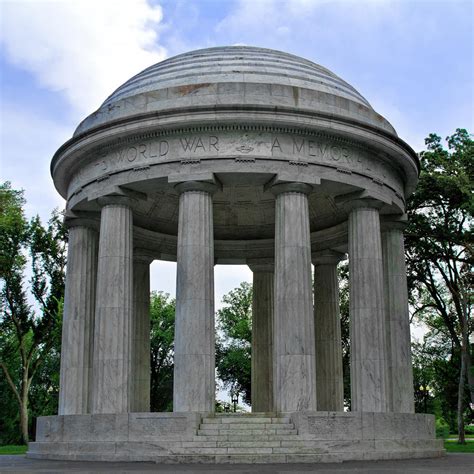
top-left (29, 412), bottom-right (443, 463)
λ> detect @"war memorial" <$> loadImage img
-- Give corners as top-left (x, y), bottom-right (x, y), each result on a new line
top-left (28, 46), bottom-right (443, 463)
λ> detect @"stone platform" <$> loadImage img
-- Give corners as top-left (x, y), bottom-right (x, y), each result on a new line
top-left (28, 413), bottom-right (443, 463)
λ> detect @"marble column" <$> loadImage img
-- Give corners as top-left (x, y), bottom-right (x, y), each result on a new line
top-left (272, 183), bottom-right (316, 413)
top-left (58, 221), bottom-right (98, 415)
top-left (91, 196), bottom-right (134, 414)
top-left (173, 181), bottom-right (217, 413)
top-left (382, 220), bottom-right (415, 413)
top-left (131, 254), bottom-right (153, 412)
top-left (249, 262), bottom-right (274, 413)
top-left (348, 200), bottom-right (389, 412)
top-left (313, 250), bottom-right (345, 412)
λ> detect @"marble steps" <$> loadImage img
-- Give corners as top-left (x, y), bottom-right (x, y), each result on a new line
top-left (200, 416), bottom-right (291, 424)
top-left (179, 414), bottom-right (303, 458)
top-left (197, 415), bottom-right (297, 438)
top-left (197, 428), bottom-right (297, 436)
top-left (199, 423), bottom-right (295, 434)
top-left (197, 423), bottom-right (297, 436)
top-left (199, 423), bottom-right (296, 429)
top-left (190, 433), bottom-right (312, 442)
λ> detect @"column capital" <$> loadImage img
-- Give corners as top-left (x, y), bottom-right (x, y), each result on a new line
top-left (174, 180), bottom-right (220, 195)
top-left (133, 249), bottom-right (154, 265)
top-left (248, 258), bottom-right (274, 273)
top-left (269, 182), bottom-right (313, 196)
top-left (335, 190), bottom-right (389, 212)
top-left (97, 194), bottom-right (134, 208)
top-left (312, 249), bottom-right (345, 266)
top-left (381, 214), bottom-right (408, 232)
top-left (64, 210), bottom-right (100, 231)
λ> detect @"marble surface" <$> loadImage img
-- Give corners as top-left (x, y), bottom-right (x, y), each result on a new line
top-left (131, 256), bottom-right (152, 412)
top-left (348, 204), bottom-right (389, 412)
top-left (313, 251), bottom-right (345, 411)
top-left (48, 46), bottom-right (424, 466)
top-left (92, 200), bottom-right (134, 413)
top-left (251, 267), bottom-right (274, 412)
top-left (75, 47), bottom-right (392, 138)
top-left (273, 187), bottom-right (316, 412)
top-left (28, 412), bottom-right (443, 463)
top-left (173, 189), bottom-right (215, 412)
top-left (59, 224), bottom-right (98, 415)
top-left (382, 224), bottom-right (415, 413)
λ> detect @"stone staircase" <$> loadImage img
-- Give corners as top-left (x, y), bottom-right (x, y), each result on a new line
top-left (198, 413), bottom-right (297, 439)
top-left (171, 413), bottom-right (333, 463)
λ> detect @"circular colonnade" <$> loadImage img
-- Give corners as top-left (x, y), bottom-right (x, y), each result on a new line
top-left (29, 46), bottom-right (442, 463)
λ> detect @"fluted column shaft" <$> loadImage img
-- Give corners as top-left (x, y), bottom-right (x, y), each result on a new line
top-left (131, 255), bottom-right (152, 412)
top-left (250, 263), bottom-right (274, 412)
top-left (348, 202), bottom-right (388, 412)
top-left (92, 197), bottom-right (134, 414)
top-left (313, 251), bottom-right (344, 412)
top-left (382, 223), bottom-right (415, 413)
top-left (59, 223), bottom-right (98, 415)
top-left (272, 183), bottom-right (316, 412)
top-left (174, 182), bottom-right (216, 412)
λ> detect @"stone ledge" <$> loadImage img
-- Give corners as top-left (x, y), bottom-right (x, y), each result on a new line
top-left (30, 412), bottom-right (443, 464)
top-left (27, 448), bottom-right (444, 464)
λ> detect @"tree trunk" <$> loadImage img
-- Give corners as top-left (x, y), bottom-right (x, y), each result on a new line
top-left (457, 295), bottom-right (471, 445)
top-left (457, 345), bottom-right (467, 444)
top-left (465, 337), bottom-right (474, 405)
top-left (20, 375), bottom-right (29, 445)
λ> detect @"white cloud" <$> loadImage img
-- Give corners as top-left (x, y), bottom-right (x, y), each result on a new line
top-left (215, 0), bottom-right (396, 49)
top-left (0, 102), bottom-right (69, 220)
top-left (0, 0), bottom-right (167, 116)
top-left (150, 261), bottom-right (176, 296)
top-left (150, 261), bottom-right (253, 310)
top-left (215, 265), bottom-right (253, 309)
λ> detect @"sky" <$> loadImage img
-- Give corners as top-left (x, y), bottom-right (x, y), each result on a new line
top-left (1, 0), bottom-right (473, 308)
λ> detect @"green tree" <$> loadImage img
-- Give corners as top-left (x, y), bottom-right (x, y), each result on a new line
top-left (406, 129), bottom-right (473, 443)
top-left (0, 182), bottom-right (66, 444)
top-left (215, 282), bottom-right (252, 405)
top-left (412, 335), bottom-right (460, 433)
top-left (150, 291), bottom-right (175, 412)
top-left (338, 262), bottom-right (351, 409)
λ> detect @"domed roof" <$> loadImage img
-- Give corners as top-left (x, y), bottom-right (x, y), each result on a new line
top-left (74, 46), bottom-right (396, 137)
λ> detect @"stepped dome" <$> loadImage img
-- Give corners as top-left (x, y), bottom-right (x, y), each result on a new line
top-left (52, 46), bottom-right (418, 203)
top-left (74, 46), bottom-right (396, 137)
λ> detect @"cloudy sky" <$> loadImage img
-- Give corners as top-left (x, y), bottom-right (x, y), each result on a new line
top-left (1, 0), bottom-right (473, 304)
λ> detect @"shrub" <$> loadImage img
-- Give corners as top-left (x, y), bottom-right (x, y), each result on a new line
top-left (435, 417), bottom-right (450, 439)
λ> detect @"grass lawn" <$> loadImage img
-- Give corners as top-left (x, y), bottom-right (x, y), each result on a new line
top-left (0, 445), bottom-right (27, 455)
top-left (444, 439), bottom-right (474, 453)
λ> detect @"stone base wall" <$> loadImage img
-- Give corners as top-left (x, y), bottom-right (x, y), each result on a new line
top-left (291, 411), bottom-right (435, 440)
top-left (34, 412), bottom-right (201, 443)
top-left (28, 412), bottom-right (444, 464)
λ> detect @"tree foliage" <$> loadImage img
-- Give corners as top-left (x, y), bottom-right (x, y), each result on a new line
top-left (215, 282), bottom-right (252, 405)
top-left (149, 291), bottom-right (175, 412)
top-left (338, 262), bottom-right (351, 409)
top-left (0, 182), bottom-right (66, 444)
top-left (412, 336), bottom-right (460, 433)
top-left (406, 129), bottom-right (473, 442)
